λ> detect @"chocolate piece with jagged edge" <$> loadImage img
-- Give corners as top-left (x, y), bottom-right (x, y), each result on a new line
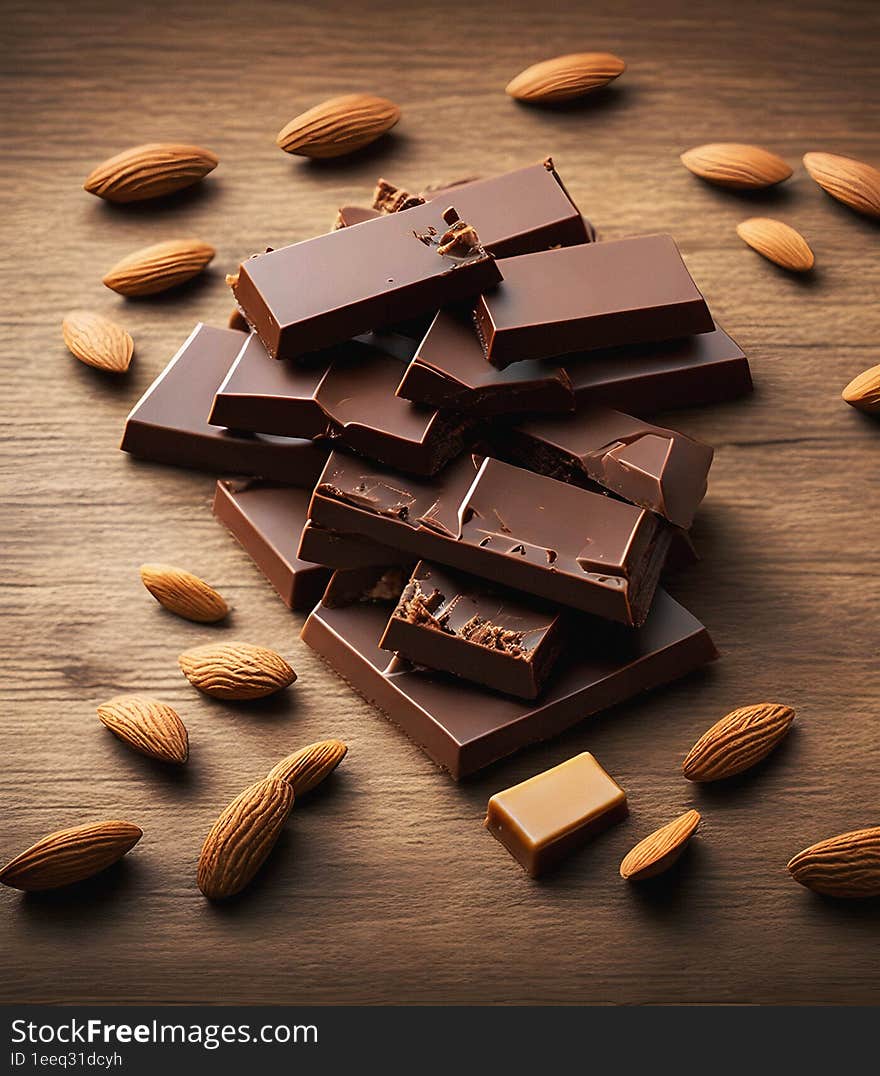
top-left (372, 178), bottom-right (425, 213)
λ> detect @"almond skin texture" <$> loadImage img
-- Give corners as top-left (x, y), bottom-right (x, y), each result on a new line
top-left (276, 94), bottom-right (400, 159)
top-left (506, 52), bottom-right (625, 103)
top-left (803, 152), bottom-right (880, 219)
top-left (62, 310), bottom-right (133, 373)
top-left (97, 695), bottom-right (189, 764)
top-left (736, 218), bottom-right (815, 272)
top-left (140, 563), bottom-right (229, 623)
top-left (680, 143), bottom-right (793, 189)
top-left (103, 239), bottom-right (215, 297)
top-left (842, 364), bottom-right (880, 413)
top-left (178, 642), bottom-right (296, 700)
top-left (788, 827), bottom-right (880, 898)
top-left (683, 703), bottom-right (795, 782)
top-left (83, 142), bottom-right (218, 203)
top-left (0, 821), bottom-right (142, 891)
top-left (197, 779), bottom-right (294, 900)
top-left (267, 739), bottom-right (348, 797)
top-left (620, 810), bottom-right (701, 881)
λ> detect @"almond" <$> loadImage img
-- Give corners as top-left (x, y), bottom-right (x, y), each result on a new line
top-left (197, 778), bottom-right (294, 899)
top-left (276, 94), bottom-right (400, 159)
top-left (620, 810), bottom-right (701, 881)
top-left (682, 702), bottom-right (795, 782)
top-left (0, 821), bottom-right (142, 891)
top-left (506, 52), bottom-right (625, 103)
top-left (787, 827), bottom-right (880, 898)
top-left (178, 642), bottom-right (296, 700)
top-left (735, 218), bottom-right (814, 272)
top-left (103, 239), bottom-right (215, 297)
top-left (140, 563), bottom-right (229, 623)
top-left (62, 310), bottom-right (133, 373)
top-left (97, 695), bottom-right (189, 764)
top-left (802, 152), bottom-right (880, 219)
top-left (842, 364), bottom-right (880, 413)
top-left (680, 143), bottom-right (792, 189)
top-left (83, 142), bottom-right (218, 203)
top-left (267, 739), bottom-right (348, 797)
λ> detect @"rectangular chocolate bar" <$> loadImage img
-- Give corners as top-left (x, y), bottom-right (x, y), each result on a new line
top-left (379, 561), bottom-right (566, 700)
top-left (306, 452), bottom-right (671, 625)
top-left (484, 752), bottom-right (628, 876)
top-left (474, 236), bottom-right (715, 368)
top-left (298, 521), bottom-right (411, 570)
top-left (232, 202), bottom-right (502, 360)
top-left (120, 324), bottom-right (328, 485)
top-left (301, 583), bottom-right (717, 779)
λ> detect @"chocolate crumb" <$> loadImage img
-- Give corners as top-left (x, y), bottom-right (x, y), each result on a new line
top-left (442, 207), bottom-right (460, 226)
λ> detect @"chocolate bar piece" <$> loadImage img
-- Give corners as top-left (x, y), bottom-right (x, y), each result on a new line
top-left (120, 324), bottom-right (328, 485)
top-left (298, 522), bottom-right (410, 570)
top-left (306, 452), bottom-right (671, 625)
top-left (333, 206), bottom-right (381, 229)
top-left (379, 561), bottom-right (565, 699)
top-left (210, 332), bottom-right (475, 476)
top-left (474, 236), bottom-right (715, 368)
top-left (484, 752), bottom-right (628, 876)
top-left (301, 582), bottom-right (717, 778)
top-left (232, 202), bottom-right (502, 360)
top-left (499, 408), bottom-right (713, 529)
top-left (212, 480), bottom-right (331, 610)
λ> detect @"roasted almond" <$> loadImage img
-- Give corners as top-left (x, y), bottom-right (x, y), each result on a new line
top-left (0, 821), bottom-right (142, 891)
top-left (197, 778), bottom-right (294, 900)
top-left (103, 239), bottom-right (215, 297)
top-left (803, 152), bottom-right (880, 219)
top-left (787, 827), bottom-right (880, 898)
top-left (267, 739), bottom-right (348, 797)
top-left (506, 52), bottom-right (625, 103)
top-left (736, 218), bottom-right (814, 272)
top-left (276, 94), bottom-right (400, 159)
top-left (140, 563), bottom-right (229, 623)
top-left (97, 695), bottom-right (189, 764)
top-left (62, 310), bottom-right (133, 373)
top-left (680, 143), bottom-right (792, 189)
top-left (842, 364), bottom-right (880, 413)
top-left (620, 810), bottom-right (701, 881)
top-left (83, 142), bottom-right (218, 203)
top-left (178, 642), bottom-right (296, 700)
top-left (683, 702), bottom-right (795, 782)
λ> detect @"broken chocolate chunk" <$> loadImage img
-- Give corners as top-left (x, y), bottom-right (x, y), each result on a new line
top-left (372, 178), bottom-right (425, 214)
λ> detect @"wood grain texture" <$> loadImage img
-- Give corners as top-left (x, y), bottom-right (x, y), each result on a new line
top-left (2, 0), bottom-right (879, 1005)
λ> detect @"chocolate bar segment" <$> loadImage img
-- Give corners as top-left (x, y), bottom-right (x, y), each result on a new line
top-left (485, 753), bottom-right (628, 876)
top-left (379, 561), bottom-right (566, 699)
top-left (120, 324), bottom-right (328, 485)
top-left (333, 206), bottom-right (381, 229)
top-left (474, 236), bottom-right (714, 368)
top-left (298, 521), bottom-right (410, 570)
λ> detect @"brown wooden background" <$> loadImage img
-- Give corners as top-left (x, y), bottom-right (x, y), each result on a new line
top-left (3, 0), bottom-right (879, 1005)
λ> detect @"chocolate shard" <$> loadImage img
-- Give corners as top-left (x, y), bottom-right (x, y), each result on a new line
top-left (332, 206), bottom-right (381, 230)
top-left (372, 178), bottom-right (425, 213)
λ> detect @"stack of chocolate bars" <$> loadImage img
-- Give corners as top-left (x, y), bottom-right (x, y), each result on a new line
top-left (122, 159), bottom-right (752, 780)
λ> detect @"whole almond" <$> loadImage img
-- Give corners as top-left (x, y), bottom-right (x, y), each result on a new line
top-left (506, 52), bottom-right (625, 103)
top-left (140, 563), bottom-right (229, 623)
top-left (267, 739), bottom-right (348, 797)
top-left (803, 152), bottom-right (880, 219)
top-left (97, 695), bottom-right (189, 764)
top-left (103, 239), bottom-right (215, 297)
top-left (0, 821), bottom-right (142, 891)
top-left (736, 218), bottom-right (814, 272)
top-left (620, 810), bottom-right (701, 881)
top-left (842, 364), bottom-right (880, 413)
top-left (276, 94), bottom-right (400, 159)
top-left (62, 310), bottom-right (133, 373)
top-left (197, 778), bottom-right (294, 900)
top-left (683, 702), bottom-right (795, 782)
top-left (787, 827), bottom-right (880, 898)
top-left (83, 142), bottom-right (218, 203)
top-left (178, 642), bottom-right (296, 700)
top-left (680, 143), bottom-right (792, 189)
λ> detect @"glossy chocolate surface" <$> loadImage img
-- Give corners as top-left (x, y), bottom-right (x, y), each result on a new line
top-left (298, 522), bottom-right (410, 570)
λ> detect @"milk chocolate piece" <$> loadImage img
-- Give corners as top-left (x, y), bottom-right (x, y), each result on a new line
top-left (232, 201), bottom-right (502, 360)
top-left (120, 324), bottom-right (328, 485)
top-left (380, 561), bottom-right (565, 699)
top-left (474, 236), bottom-right (715, 368)
top-left (485, 753), bottom-right (628, 876)
top-left (333, 206), bottom-right (381, 229)
top-left (301, 584), bottom-right (717, 778)
top-left (298, 522), bottom-right (410, 570)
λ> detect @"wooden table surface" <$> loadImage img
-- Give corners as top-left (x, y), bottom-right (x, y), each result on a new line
top-left (3, 0), bottom-right (879, 1006)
